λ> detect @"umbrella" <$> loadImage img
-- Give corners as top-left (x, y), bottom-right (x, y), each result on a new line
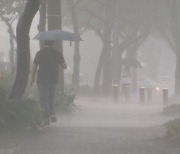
top-left (121, 58), bottom-right (143, 68)
top-left (33, 29), bottom-right (83, 41)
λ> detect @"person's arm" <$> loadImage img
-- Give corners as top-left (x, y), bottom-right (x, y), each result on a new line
top-left (31, 64), bottom-right (38, 86)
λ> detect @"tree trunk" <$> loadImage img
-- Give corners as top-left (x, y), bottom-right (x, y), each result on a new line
top-left (67, 0), bottom-right (81, 93)
top-left (175, 58), bottom-right (180, 94)
top-left (47, 0), bottom-right (65, 100)
top-left (126, 47), bottom-right (138, 91)
top-left (9, 30), bottom-right (15, 73)
top-left (0, 15), bottom-right (16, 73)
top-left (72, 42), bottom-right (80, 91)
top-left (94, 50), bottom-right (104, 94)
top-left (38, 0), bottom-right (47, 49)
top-left (112, 25), bottom-right (119, 85)
top-left (171, 1), bottom-right (180, 95)
top-left (101, 0), bottom-right (115, 95)
top-left (102, 31), bottom-right (113, 95)
top-left (9, 0), bottom-right (40, 99)
top-left (93, 31), bottom-right (113, 96)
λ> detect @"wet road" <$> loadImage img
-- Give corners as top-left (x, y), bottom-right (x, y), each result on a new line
top-left (5, 98), bottom-right (180, 154)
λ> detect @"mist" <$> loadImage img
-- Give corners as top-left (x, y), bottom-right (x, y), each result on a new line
top-left (0, 0), bottom-right (180, 154)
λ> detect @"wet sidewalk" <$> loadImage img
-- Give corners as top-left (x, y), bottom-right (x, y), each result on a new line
top-left (2, 97), bottom-right (180, 154)
top-left (57, 97), bottom-right (172, 127)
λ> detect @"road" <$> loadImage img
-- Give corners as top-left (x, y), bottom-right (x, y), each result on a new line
top-left (2, 97), bottom-right (180, 154)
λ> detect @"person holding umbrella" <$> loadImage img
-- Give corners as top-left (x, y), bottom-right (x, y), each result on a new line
top-left (31, 40), bottom-right (67, 126)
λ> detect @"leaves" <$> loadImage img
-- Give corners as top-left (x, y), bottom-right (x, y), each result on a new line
top-left (0, 0), bottom-right (25, 20)
top-left (0, 98), bottom-right (42, 130)
top-left (165, 118), bottom-right (180, 140)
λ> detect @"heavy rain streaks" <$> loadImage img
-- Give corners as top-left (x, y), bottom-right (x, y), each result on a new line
top-left (0, 0), bottom-right (180, 154)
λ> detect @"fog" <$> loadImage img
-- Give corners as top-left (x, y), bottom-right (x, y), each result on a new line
top-left (0, 14), bottom-right (176, 89)
top-left (6, 97), bottom-right (179, 154)
top-left (57, 99), bottom-right (170, 127)
top-left (1, 0), bottom-right (180, 154)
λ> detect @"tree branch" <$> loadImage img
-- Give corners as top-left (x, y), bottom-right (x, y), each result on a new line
top-left (77, 7), bottom-right (105, 24)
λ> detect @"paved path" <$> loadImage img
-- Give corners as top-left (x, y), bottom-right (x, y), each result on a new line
top-left (2, 97), bottom-right (180, 154)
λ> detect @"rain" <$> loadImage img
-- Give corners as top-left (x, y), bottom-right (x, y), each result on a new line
top-left (0, 0), bottom-right (180, 154)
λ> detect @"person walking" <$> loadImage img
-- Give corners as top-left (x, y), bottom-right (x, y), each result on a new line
top-left (31, 40), bottom-right (67, 125)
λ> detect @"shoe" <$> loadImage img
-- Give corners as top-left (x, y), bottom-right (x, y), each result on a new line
top-left (50, 115), bottom-right (57, 122)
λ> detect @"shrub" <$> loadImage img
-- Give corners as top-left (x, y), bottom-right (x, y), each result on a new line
top-left (0, 73), bottom-right (42, 131)
top-left (165, 118), bottom-right (180, 141)
top-left (163, 104), bottom-right (180, 117)
top-left (0, 98), bottom-right (42, 131)
top-left (163, 104), bottom-right (180, 142)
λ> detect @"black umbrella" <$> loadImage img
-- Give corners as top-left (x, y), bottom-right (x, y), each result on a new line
top-left (33, 29), bottom-right (83, 41)
top-left (121, 58), bottom-right (143, 68)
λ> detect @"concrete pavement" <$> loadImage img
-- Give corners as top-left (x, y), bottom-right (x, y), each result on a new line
top-left (3, 97), bottom-right (180, 154)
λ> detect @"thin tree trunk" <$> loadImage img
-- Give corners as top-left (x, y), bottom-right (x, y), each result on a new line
top-left (0, 15), bottom-right (16, 73)
top-left (93, 1), bottom-right (116, 96)
top-left (102, 31), bottom-right (113, 95)
top-left (171, 1), bottom-right (180, 95)
top-left (101, 0), bottom-right (115, 95)
top-left (67, 0), bottom-right (81, 93)
top-left (9, 0), bottom-right (40, 99)
top-left (112, 25), bottom-right (119, 85)
top-left (94, 50), bottom-right (104, 94)
top-left (72, 42), bottom-right (80, 91)
top-left (38, 0), bottom-right (46, 49)
top-left (175, 58), bottom-right (180, 94)
top-left (9, 32), bottom-right (15, 73)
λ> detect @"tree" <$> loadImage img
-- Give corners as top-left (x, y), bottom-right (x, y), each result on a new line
top-left (93, 0), bottom-right (153, 94)
top-left (38, 0), bottom-right (47, 49)
top-left (67, 0), bottom-right (81, 92)
top-left (63, 0), bottom-right (160, 95)
top-left (0, 0), bottom-right (25, 72)
top-left (169, 0), bottom-right (180, 95)
top-left (73, 0), bottom-right (115, 95)
top-left (46, 0), bottom-right (66, 103)
top-left (155, 0), bottom-right (180, 95)
top-left (9, 0), bottom-right (40, 99)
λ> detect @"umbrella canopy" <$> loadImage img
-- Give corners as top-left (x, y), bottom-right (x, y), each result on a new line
top-left (33, 30), bottom-right (83, 41)
top-left (121, 58), bottom-right (143, 68)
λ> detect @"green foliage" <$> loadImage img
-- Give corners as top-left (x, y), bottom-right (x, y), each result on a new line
top-left (163, 104), bottom-right (180, 117)
top-left (163, 104), bottom-right (180, 141)
top-left (0, 74), bottom-right (42, 131)
top-left (61, 84), bottom-right (76, 113)
top-left (165, 119), bottom-right (180, 140)
top-left (0, 98), bottom-right (42, 131)
top-left (63, 94), bottom-right (76, 113)
top-left (62, 0), bottom-right (105, 34)
top-left (0, 0), bottom-right (25, 16)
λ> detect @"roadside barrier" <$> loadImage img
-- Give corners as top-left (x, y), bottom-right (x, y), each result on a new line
top-left (139, 87), bottom-right (169, 107)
